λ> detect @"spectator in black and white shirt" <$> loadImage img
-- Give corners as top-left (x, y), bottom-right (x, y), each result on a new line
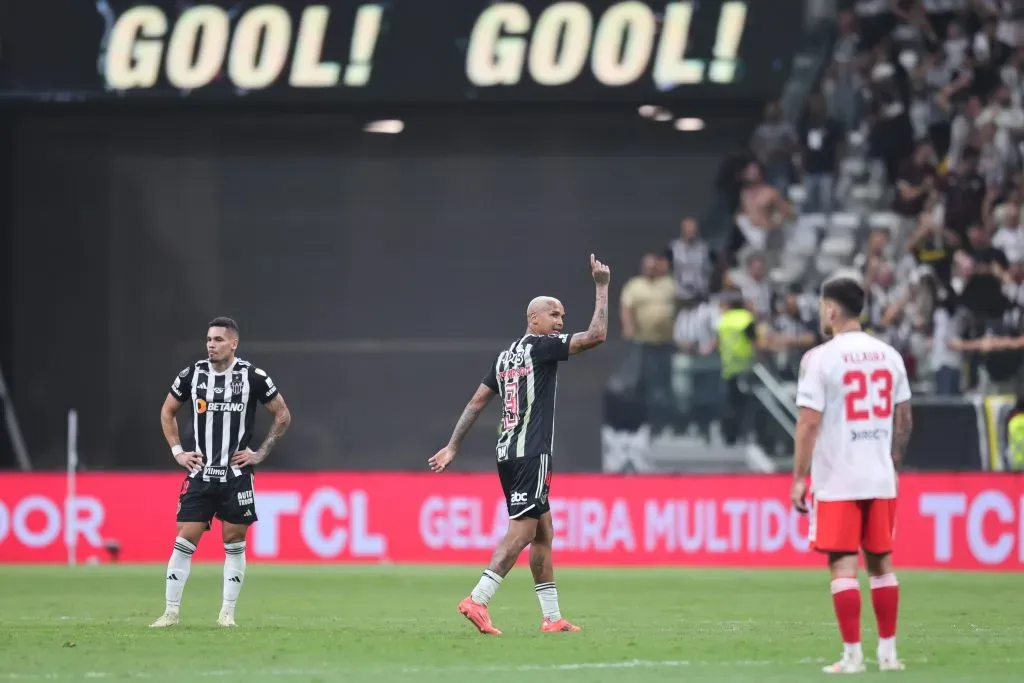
top-left (730, 252), bottom-right (774, 320)
top-left (673, 298), bottom-right (719, 355)
top-left (667, 217), bottom-right (714, 303)
top-left (769, 288), bottom-right (820, 380)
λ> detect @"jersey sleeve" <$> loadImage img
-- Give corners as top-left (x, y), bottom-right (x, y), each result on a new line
top-left (893, 354), bottom-right (912, 404)
top-left (531, 333), bottom-right (572, 363)
top-left (169, 365), bottom-right (193, 402)
top-left (251, 367), bottom-right (280, 404)
top-left (796, 349), bottom-right (826, 412)
top-left (482, 356), bottom-right (499, 393)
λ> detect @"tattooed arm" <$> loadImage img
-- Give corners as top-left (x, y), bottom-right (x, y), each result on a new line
top-left (428, 385), bottom-right (496, 472)
top-left (258, 394), bottom-right (292, 459)
top-left (233, 394), bottom-right (292, 467)
top-left (569, 254), bottom-right (612, 356)
top-left (891, 401), bottom-right (913, 470)
top-left (448, 385), bottom-right (495, 450)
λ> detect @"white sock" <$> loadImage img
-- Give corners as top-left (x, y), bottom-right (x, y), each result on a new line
top-left (470, 570), bottom-right (502, 607)
top-left (534, 582), bottom-right (561, 621)
top-left (877, 636), bottom-right (897, 660)
top-left (844, 642), bottom-right (864, 660)
top-left (165, 537), bottom-right (196, 612)
top-left (222, 541), bottom-right (246, 614)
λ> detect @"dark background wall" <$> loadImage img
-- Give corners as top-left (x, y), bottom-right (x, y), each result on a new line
top-left (5, 103), bottom-right (758, 472)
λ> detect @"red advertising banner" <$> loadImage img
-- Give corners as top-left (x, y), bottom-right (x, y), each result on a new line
top-left (0, 472), bottom-right (1021, 569)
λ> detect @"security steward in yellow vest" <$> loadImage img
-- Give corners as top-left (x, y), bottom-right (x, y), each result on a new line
top-left (1007, 407), bottom-right (1024, 471)
top-left (716, 289), bottom-right (762, 445)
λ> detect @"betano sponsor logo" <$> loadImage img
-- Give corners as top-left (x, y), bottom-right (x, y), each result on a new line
top-left (195, 399), bottom-right (244, 414)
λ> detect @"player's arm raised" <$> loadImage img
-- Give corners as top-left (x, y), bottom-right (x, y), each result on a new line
top-left (569, 253), bottom-right (611, 356)
top-left (429, 384), bottom-right (496, 472)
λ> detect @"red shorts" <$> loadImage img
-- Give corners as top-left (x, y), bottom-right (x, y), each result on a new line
top-left (809, 498), bottom-right (896, 555)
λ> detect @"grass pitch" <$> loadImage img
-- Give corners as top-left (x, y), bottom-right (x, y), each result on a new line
top-left (0, 564), bottom-right (1020, 682)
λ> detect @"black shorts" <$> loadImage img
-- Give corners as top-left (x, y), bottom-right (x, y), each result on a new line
top-left (176, 472), bottom-right (258, 527)
top-left (497, 453), bottom-right (552, 520)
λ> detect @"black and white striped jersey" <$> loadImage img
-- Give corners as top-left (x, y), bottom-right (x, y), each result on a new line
top-left (483, 334), bottom-right (571, 463)
top-left (168, 358), bottom-right (279, 482)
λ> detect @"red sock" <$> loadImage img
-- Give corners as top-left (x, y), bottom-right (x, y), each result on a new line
top-left (870, 573), bottom-right (899, 639)
top-left (831, 577), bottom-right (861, 644)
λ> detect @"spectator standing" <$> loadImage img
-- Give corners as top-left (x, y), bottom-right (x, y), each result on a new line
top-left (827, 10), bottom-right (865, 131)
top-left (730, 162), bottom-right (793, 262)
top-left (667, 217), bottom-right (714, 303)
top-left (906, 209), bottom-right (960, 285)
top-left (931, 300), bottom-right (966, 394)
top-left (992, 201), bottom-right (1024, 261)
top-left (799, 93), bottom-right (846, 213)
top-left (959, 223), bottom-right (1012, 319)
top-left (940, 146), bottom-right (987, 239)
top-left (892, 139), bottom-right (939, 219)
top-left (769, 288), bottom-right (820, 380)
top-left (750, 101), bottom-right (799, 192)
top-left (731, 252), bottom-right (775, 321)
top-left (673, 298), bottom-right (721, 442)
top-left (620, 254), bottom-right (679, 434)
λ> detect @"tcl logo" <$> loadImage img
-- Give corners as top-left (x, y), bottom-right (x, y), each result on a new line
top-left (466, 1), bottom-right (749, 89)
top-left (250, 488), bottom-right (387, 559)
top-left (102, 3), bottom-right (384, 91)
top-left (0, 495), bottom-right (105, 550)
top-left (920, 491), bottom-right (1024, 565)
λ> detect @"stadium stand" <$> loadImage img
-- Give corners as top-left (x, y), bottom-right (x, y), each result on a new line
top-left (608, 0), bottom-right (1024, 472)
top-left (649, 0), bottom-right (1024, 403)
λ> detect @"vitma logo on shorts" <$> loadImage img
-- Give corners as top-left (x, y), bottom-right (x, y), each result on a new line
top-left (237, 490), bottom-right (254, 506)
top-left (509, 491), bottom-right (528, 505)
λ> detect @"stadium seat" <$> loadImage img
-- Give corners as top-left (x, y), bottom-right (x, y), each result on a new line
top-left (828, 212), bottom-right (861, 234)
top-left (867, 211), bottom-right (900, 233)
top-left (787, 184), bottom-right (808, 207)
top-left (821, 235), bottom-right (856, 259)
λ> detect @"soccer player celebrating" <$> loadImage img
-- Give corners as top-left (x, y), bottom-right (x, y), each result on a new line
top-left (792, 277), bottom-right (913, 673)
top-left (150, 317), bottom-right (291, 628)
top-left (429, 253), bottom-right (611, 635)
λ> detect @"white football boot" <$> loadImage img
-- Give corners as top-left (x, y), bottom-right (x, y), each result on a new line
top-left (878, 655), bottom-right (906, 672)
top-left (148, 610), bottom-right (180, 628)
top-left (822, 652), bottom-right (866, 674)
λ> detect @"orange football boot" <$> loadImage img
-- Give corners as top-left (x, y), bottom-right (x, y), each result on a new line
top-left (458, 596), bottom-right (502, 635)
top-left (541, 618), bottom-right (581, 632)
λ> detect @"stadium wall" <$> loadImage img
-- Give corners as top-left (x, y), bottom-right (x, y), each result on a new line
top-left (6, 107), bottom-right (755, 474)
top-left (1, 472), bottom-right (1021, 570)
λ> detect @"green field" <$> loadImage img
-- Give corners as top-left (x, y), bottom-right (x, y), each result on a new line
top-left (0, 565), bottom-right (1021, 682)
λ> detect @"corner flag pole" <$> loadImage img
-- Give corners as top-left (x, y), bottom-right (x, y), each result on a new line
top-left (66, 409), bottom-right (79, 568)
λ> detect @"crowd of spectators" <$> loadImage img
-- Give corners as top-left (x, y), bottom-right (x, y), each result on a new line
top-left (615, 0), bottom-right (1024, 449)
top-left (825, 0), bottom-right (1024, 395)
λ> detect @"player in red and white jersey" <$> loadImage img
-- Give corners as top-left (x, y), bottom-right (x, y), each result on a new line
top-left (792, 276), bottom-right (913, 674)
